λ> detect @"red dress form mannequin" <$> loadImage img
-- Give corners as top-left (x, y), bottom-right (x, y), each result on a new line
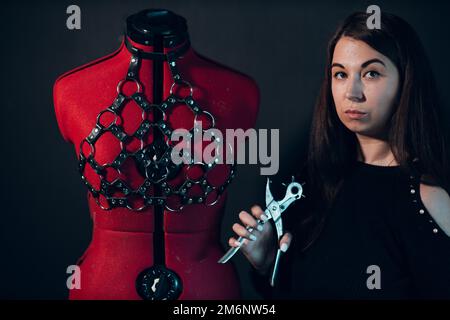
top-left (53, 9), bottom-right (259, 299)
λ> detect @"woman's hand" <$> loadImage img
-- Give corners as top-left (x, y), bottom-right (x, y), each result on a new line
top-left (228, 204), bottom-right (292, 275)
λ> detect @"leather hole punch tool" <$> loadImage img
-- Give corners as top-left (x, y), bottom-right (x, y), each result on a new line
top-left (218, 176), bottom-right (305, 286)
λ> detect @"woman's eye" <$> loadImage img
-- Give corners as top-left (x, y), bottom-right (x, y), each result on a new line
top-left (333, 72), bottom-right (346, 79)
top-left (364, 71), bottom-right (380, 79)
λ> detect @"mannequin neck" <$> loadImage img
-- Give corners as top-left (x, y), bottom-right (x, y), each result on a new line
top-left (124, 9), bottom-right (190, 56)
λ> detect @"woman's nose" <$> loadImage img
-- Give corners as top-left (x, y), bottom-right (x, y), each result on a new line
top-left (345, 77), bottom-right (365, 102)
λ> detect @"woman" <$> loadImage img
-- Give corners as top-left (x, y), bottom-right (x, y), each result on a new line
top-left (227, 11), bottom-right (450, 299)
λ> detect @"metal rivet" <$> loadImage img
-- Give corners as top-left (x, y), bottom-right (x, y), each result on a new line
top-left (433, 228), bottom-right (438, 233)
top-left (419, 209), bottom-right (425, 214)
top-left (410, 189), bottom-right (415, 194)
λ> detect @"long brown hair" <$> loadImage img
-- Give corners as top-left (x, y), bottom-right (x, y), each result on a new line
top-left (297, 11), bottom-right (450, 251)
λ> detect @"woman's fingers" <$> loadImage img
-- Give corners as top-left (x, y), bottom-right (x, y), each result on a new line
top-left (228, 205), bottom-right (271, 251)
top-left (239, 210), bottom-right (263, 232)
top-left (279, 232), bottom-right (292, 252)
top-left (250, 205), bottom-right (268, 222)
top-left (232, 223), bottom-right (258, 241)
top-left (228, 236), bottom-right (248, 247)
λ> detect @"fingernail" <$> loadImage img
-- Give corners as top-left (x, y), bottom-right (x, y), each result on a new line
top-left (249, 234), bottom-right (257, 241)
top-left (256, 224), bottom-right (264, 232)
top-left (234, 240), bottom-right (242, 247)
top-left (280, 243), bottom-right (289, 252)
top-left (260, 214), bottom-right (268, 222)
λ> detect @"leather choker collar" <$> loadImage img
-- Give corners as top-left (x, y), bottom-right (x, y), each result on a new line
top-left (124, 34), bottom-right (191, 60)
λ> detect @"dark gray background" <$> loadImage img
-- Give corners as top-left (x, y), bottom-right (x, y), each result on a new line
top-left (1, 0), bottom-right (449, 299)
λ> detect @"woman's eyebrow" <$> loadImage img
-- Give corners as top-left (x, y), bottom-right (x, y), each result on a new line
top-left (361, 58), bottom-right (386, 68)
top-left (331, 58), bottom-right (386, 69)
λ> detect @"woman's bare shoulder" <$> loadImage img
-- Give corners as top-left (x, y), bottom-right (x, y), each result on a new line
top-left (420, 175), bottom-right (450, 237)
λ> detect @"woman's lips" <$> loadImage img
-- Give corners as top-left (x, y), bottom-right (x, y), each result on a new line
top-left (345, 109), bottom-right (367, 119)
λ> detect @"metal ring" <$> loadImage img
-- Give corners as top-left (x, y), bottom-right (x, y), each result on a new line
top-left (164, 195), bottom-right (185, 212)
top-left (96, 109), bottom-right (120, 129)
top-left (128, 204), bottom-right (147, 212)
top-left (165, 203), bottom-right (184, 212)
top-left (194, 110), bottom-right (216, 130)
top-left (80, 139), bottom-right (95, 159)
top-left (145, 165), bottom-right (170, 184)
top-left (201, 133), bottom-right (226, 165)
top-left (101, 163), bottom-right (123, 180)
top-left (169, 80), bottom-right (193, 98)
top-left (117, 78), bottom-right (142, 96)
top-left (185, 162), bottom-right (206, 183)
top-left (153, 104), bottom-right (168, 122)
top-left (205, 189), bottom-right (221, 206)
top-left (126, 199), bottom-right (147, 212)
top-left (94, 195), bottom-right (112, 211)
top-left (214, 142), bottom-right (234, 165)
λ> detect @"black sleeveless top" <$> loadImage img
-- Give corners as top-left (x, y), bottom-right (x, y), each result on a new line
top-left (252, 161), bottom-right (450, 299)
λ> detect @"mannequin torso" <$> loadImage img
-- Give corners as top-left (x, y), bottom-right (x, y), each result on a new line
top-left (53, 10), bottom-right (259, 299)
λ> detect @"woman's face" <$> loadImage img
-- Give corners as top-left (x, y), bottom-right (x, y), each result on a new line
top-left (331, 36), bottom-right (400, 138)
